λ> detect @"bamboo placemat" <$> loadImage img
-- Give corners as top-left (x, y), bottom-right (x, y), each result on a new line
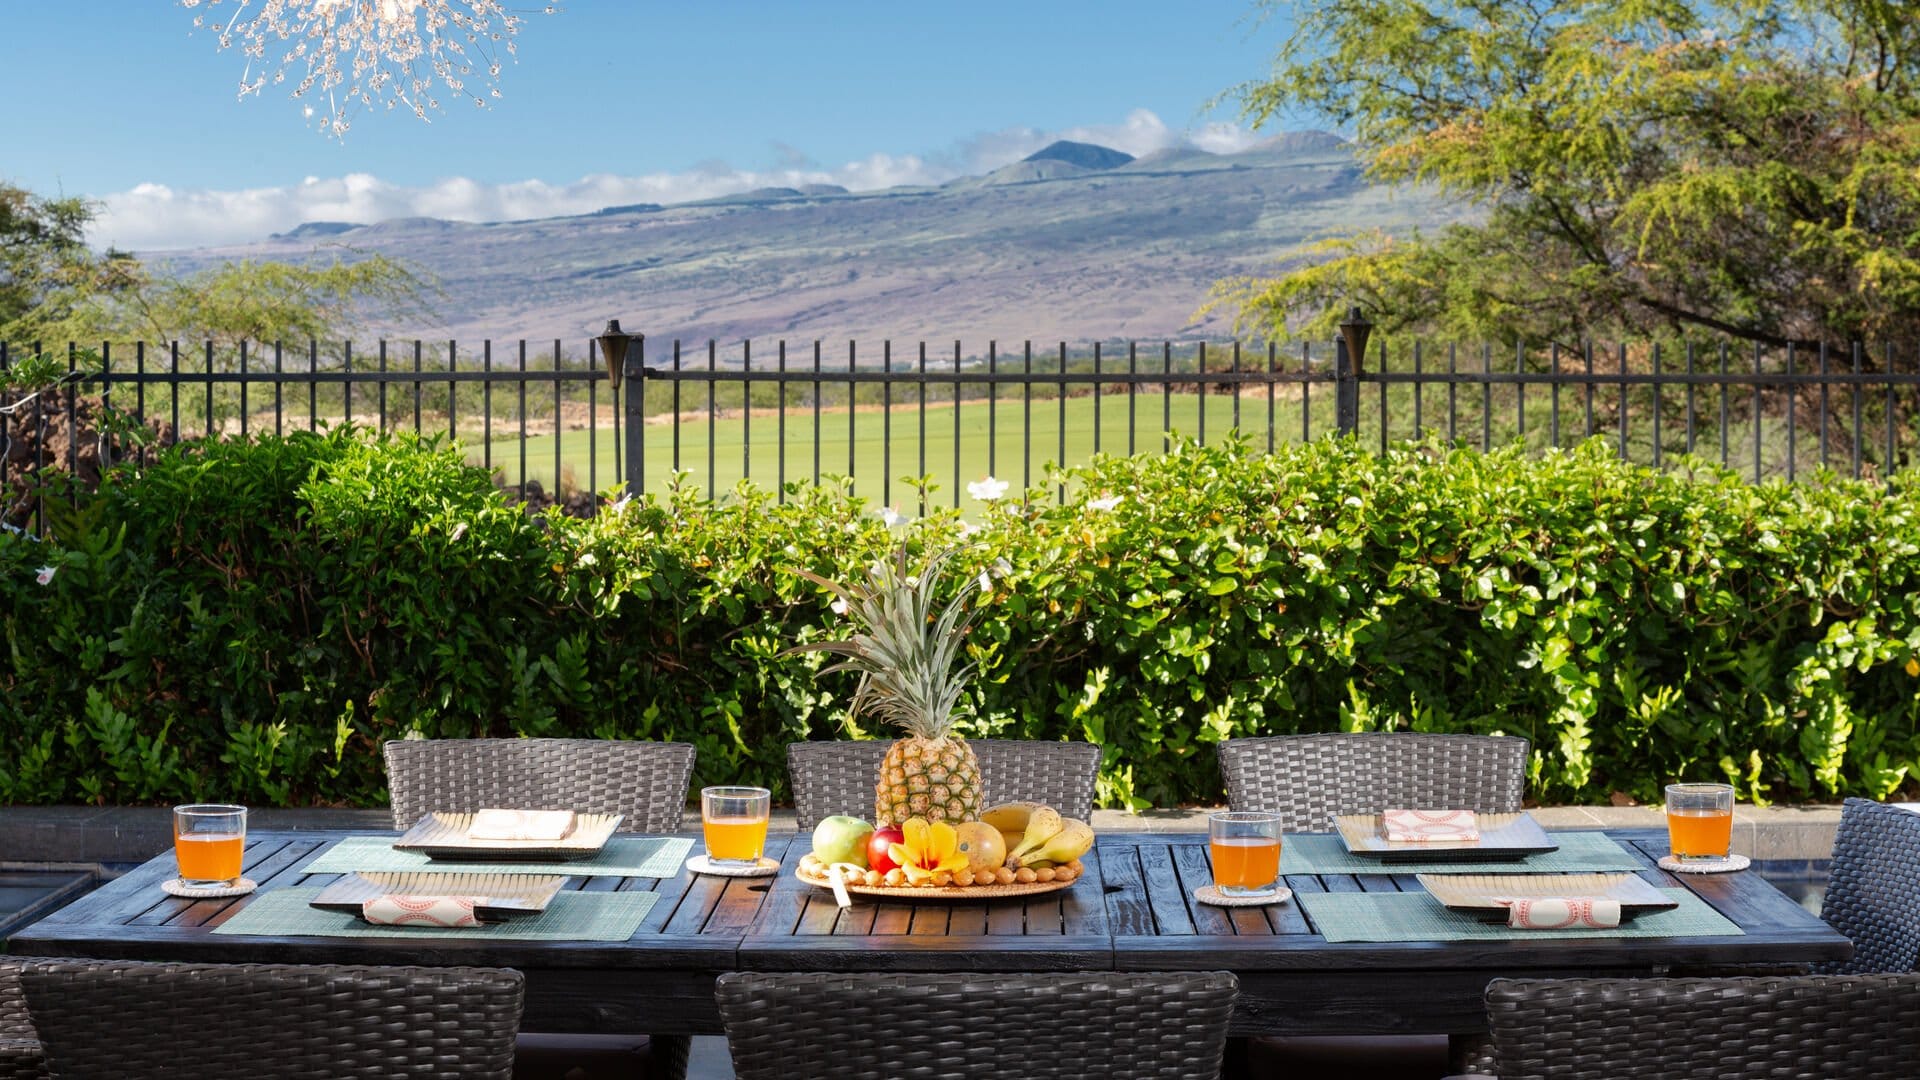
top-left (1280, 831), bottom-right (1644, 876)
top-left (213, 888), bottom-right (657, 941)
top-left (300, 835), bottom-right (692, 879)
top-left (1297, 888), bottom-right (1742, 943)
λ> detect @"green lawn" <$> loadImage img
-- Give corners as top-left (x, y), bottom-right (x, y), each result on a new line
top-left (472, 381), bottom-right (1910, 513)
top-left (474, 390), bottom-right (1326, 513)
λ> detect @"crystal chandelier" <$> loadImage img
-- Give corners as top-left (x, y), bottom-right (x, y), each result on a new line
top-left (179, 0), bottom-right (556, 138)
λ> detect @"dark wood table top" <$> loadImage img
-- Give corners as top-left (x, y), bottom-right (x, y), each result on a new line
top-left (6, 826), bottom-right (1851, 1037)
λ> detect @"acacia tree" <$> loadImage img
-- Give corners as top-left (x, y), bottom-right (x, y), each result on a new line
top-left (1216, 0), bottom-right (1920, 350)
top-left (0, 183), bottom-right (138, 347)
top-left (43, 255), bottom-right (438, 358)
top-left (1, 182), bottom-right (436, 355)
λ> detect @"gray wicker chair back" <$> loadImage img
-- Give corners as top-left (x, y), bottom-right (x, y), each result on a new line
top-left (1217, 732), bottom-right (1529, 831)
top-left (21, 960), bottom-right (523, 1079)
top-left (383, 738), bottom-right (695, 833)
top-left (1485, 973), bottom-right (1920, 1080)
top-left (0, 961), bottom-right (44, 1080)
top-left (716, 971), bottom-right (1238, 1080)
top-left (786, 740), bottom-right (1101, 829)
top-left (1816, 797), bottom-right (1920, 974)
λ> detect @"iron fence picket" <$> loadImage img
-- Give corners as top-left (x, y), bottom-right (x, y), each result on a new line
top-left (951, 340), bottom-right (961, 512)
top-left (742, 339), bottom-right (751, 487)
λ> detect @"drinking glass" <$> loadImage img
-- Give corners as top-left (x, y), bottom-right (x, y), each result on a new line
top-left (1208, 811), bottom-right (1282, 896)
top-left (173, 804), bottom-right (247, 888)
top-left (1665, 783), bottom-right (1735, 861)
top-left (701, 786), bottom-right (771, 867)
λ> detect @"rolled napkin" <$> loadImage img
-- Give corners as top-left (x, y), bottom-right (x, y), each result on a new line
top-left (1382, 808), bottom-right (1481, 842)
top-left (466, 808), bottom-right (576, 841)
top-left (1496, 896), bottom-right (1622, 929)
top-left (361, 895), bottom-right (485, 927)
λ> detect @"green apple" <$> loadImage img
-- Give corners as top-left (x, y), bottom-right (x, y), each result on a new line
top-left (811, 815), bottom-right (874, 868)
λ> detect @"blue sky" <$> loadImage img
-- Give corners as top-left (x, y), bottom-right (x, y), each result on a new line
top-left (2, 2), bottom-right (1290, 250)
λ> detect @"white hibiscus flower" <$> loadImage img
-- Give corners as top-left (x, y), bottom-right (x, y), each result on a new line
top-left (966, 476), bottom-right (1009, 501)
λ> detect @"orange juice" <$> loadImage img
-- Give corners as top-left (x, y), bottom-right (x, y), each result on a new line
top-left (1210, 835), bottom-right (1281, 890)
top-left (704, 815), bottom-right (769, 862)
top-left (175, 833), bottom-right (244, 881)
top-left (1667, 807), bottom-right (1733, 859)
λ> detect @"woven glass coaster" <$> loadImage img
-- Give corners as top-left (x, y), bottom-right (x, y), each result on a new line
top-left (162, 878), bottom-right (258, 898)
top-left (1194, 885), bottom-right (1293, 908)
top-left (686, 855), bottom-right (780, 878)
top-left (1658, 854), bottom-right (1750, 874)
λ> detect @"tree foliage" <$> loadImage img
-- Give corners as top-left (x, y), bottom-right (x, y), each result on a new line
top-left (50, 255), bottom-right (440, 359)
top-left (1216, 0), bottom-right (1920, 349)
top-left (0, 181), bottom-right (436, 360)
top-left (0, 183), bottom-right (137, 343)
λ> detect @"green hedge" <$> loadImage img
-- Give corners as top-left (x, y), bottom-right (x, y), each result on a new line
top-left (5, 428), bottom-right (1919, 809)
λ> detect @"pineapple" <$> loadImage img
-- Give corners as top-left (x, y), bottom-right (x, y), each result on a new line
top-left (788, 547), bottom-right (985, 828)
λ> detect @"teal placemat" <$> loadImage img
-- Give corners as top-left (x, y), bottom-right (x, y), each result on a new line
top-left (213, 887), bottom-right (657, 940)
top-left (1299, 888), bottom-right (1742, 943)
top-left (1281, 830), bottom-right (1643, 876)
top-left (300, 835), bottom-right (692, 879)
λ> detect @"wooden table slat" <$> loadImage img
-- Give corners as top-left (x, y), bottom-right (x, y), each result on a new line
top-left (1166, 844), bottom-right (1237, 936)
top-left (945, 904), bottom-right (987, 937)
top-left (869, 902), bottom-right (914, 936)
top-left (1097, 845), bottom-right (1159, 937)
top-left (1142, 843), bottom-right (1207, 935)
top-left (832, 901), bottom-right (879, 937)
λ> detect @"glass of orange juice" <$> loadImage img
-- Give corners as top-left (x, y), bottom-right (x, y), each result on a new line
top-left (173, 804), bottom-right (246, 888)
top-left (701, 786), bottom-right (771, 867)
top-left (1665, 783), bottom-right (1734, 861)
top-left (1209, 811), bottom-right (1282, 897)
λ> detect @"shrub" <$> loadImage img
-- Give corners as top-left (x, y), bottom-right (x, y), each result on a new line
top-left (3, 429), bottom-right (1918, 808)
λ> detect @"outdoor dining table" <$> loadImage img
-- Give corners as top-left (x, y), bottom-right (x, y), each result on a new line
top-left (5, 827), bottom-right (1851, 1041)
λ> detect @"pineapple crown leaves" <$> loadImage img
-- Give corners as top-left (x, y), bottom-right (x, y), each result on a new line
top-left (784, 547), bottom-right (983, 738)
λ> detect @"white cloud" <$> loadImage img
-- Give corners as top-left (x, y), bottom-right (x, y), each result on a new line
top-left (92, 109), bottom-right (1270, 251)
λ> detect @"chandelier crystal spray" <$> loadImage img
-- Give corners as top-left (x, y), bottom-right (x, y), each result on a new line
top-left (179, 0), bottom-right (557, 138)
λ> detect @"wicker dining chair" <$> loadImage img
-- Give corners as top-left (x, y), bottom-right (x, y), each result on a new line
top-left (0, 962), bottom-right (45, 1080)
top-left (382, 737), bottom-right (695, 1080)
top-left (1484, 972), bottom-right (1920, 1080)
top-left (786, 739), bottom-right (1102, 829)
top-left (1814, 797), bottom-right (1920, 974)
top-left (1217, 732), bottom-right (1530, 831)
top-left (717, 971), bottom-right (1238, 1080)
top-left (1220, 731), bottom-right (1528, 1079)
top-left (383, 737), bottom-right (696, 833)
top-left (21, 960), bottom-right (524, 1079)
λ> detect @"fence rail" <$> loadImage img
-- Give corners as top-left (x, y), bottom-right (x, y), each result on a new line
top-left (4, 323), bottom-right (1918, 534)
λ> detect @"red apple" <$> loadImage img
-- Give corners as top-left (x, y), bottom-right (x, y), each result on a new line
top-left (867, 826), bottom-right (905, 873)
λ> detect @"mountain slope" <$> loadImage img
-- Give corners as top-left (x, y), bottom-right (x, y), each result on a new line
top-left (152, 135), bottom-right (1450, 344)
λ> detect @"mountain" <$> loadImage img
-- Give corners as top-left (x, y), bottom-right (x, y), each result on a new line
top-left (1022, 139), bottom-right (1135, 170)
top-left (151, 133), bottom-right (1450, 344)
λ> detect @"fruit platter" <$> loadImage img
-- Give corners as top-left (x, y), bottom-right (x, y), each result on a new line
top-left (796, 801), bottom-right (1093, 901)
top-left (788, 549), bottom-right (1096, 902)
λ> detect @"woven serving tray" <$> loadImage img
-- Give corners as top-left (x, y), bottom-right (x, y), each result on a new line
top-left (393, 812), bottom-right (624, 861)
top-left (794, 864), bottom-right (1076, 902)
top-left (1416, 871), bottom-right (1679, 922)
top-left (310, 871), bottom-right (566, 921)
top-left (1334, 811), bottom-right (1558, 863)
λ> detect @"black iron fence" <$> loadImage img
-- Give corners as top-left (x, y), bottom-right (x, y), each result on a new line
top-left (6, 318), bottom-right (1920, 532)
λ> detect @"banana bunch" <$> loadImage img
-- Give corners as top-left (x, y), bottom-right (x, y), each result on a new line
top-left (981, 801), bottom-right (1095, 869)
